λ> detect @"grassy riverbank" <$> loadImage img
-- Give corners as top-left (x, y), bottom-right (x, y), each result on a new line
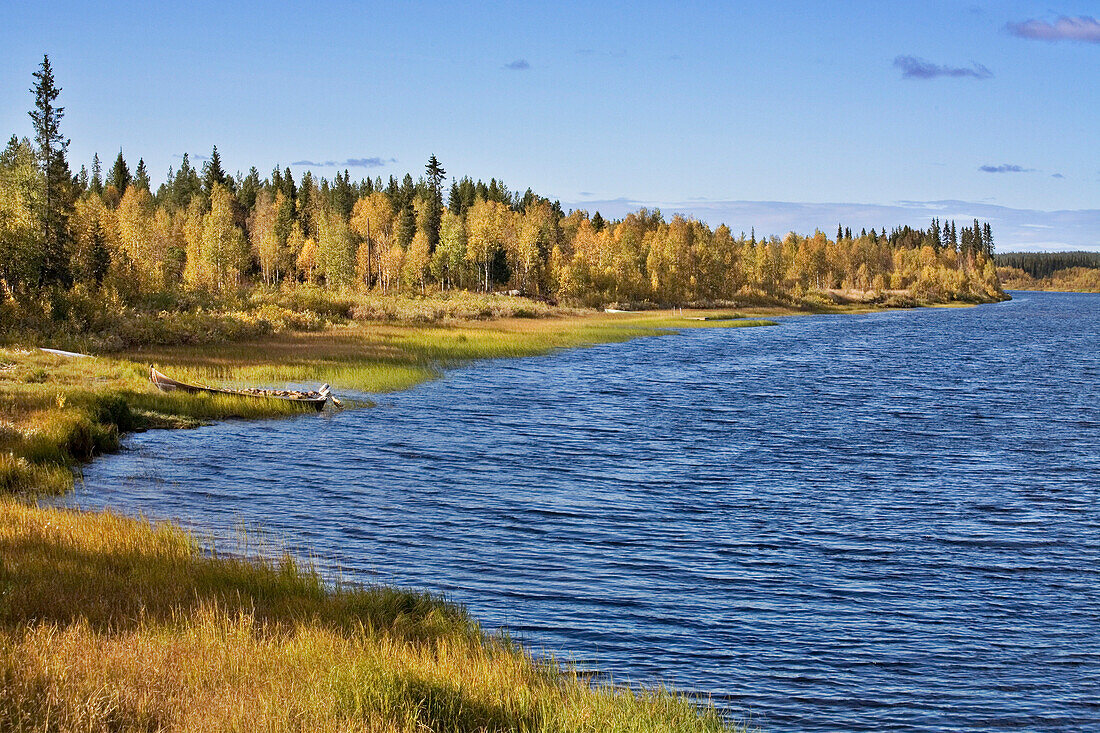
top-left (0, 499), bottom-right (737, 732)
top-left (2, 308), bottom-right (778, 497)
top-left (1, 306), bottom-right (786, 732)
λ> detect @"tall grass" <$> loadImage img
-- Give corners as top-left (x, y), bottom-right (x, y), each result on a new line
top-left (0, 499), bottom-right (741, 732)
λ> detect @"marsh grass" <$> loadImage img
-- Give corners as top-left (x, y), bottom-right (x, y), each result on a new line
top-left (0, 499), bottom-right (740, 732)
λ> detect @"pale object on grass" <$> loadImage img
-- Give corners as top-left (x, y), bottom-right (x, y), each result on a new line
top-left (39, 348), bottom-right (92, 358)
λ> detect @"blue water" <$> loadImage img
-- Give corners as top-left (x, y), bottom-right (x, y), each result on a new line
top-left (64, 291), bottom-right (1100, 732)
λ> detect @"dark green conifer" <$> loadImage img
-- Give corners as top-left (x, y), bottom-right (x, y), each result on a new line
top-left (108, 149), bottom-right (131, 196)
top-left (134, 158), bottom-right (150, 190)
top-left (29, 54), bottom-right (74, 288)
top-left (202, 145), bottom-right (227, 194)
top-left (396, 203), bottom-right (416, 248)
top-left (237, 167), bottom-right (261, 212)
top-left (424, 155), bottom-right (446, 249)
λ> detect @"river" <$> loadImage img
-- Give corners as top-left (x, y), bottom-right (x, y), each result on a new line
top-left (62, 291), bottom-right (1100, 732)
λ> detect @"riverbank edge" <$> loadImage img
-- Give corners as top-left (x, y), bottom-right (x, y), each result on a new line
top-left (0, 299), bottom-right (989, 731)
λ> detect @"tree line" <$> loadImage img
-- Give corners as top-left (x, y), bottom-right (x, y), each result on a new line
top-left (2, 56), bottom-right (1004, 315)
top-left (995, 251), bottom-right (1100, 280)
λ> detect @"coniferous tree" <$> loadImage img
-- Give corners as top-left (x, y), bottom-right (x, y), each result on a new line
top-left (108, 149), bottom-right (131, 197)
top-left (395, 203), bottom-right (416, 249)
top-left (448, 179), bottom-right (462, 214)
top-left (90, 152), bottom-right (103, 195)
top-left (280, 166), bottom-right (298, 203)
top-left (424, 154), bottom-right (445, 250)
top-left (134, 158), bottom-right (150, 191)
top-left (170, 153), bottom-right (202, 210)
top-left (298, 171), bottom-right (315, 237)
top-left (202, 145), bottom-right (227, 195)
top-left (332, 169), bottom-right (354, 219)
top-left (29, 54), bottom-right (74, 287)
top-left (237, 167), bottom-right (261, 213)
top-left (84, 215), bottom-right (110, 286)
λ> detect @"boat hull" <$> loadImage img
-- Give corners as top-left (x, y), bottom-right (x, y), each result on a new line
top-left (149, 367), bottom-right (329, 411)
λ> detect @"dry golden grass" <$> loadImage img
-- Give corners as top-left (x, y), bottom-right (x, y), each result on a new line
top-left (0, 500), bottom-right (739, 732)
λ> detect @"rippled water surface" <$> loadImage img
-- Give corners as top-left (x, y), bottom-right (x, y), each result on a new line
top-left (66, 291), bottom-right (1100, 731)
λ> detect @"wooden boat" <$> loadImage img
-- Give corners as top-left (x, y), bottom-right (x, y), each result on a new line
top-left (150, 366), bottom-right (332, 411)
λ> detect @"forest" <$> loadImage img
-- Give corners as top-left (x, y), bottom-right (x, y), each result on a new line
top-left (995, 251), bottom-right (1100, 278)
top-left (2, 57), bottom-right (1005, 344)
top-left (995, 251), bottom-right (1100, 292)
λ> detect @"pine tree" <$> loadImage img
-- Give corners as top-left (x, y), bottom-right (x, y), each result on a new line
top-left (90, 153), bottom-right (103, 195)
top-left (280, 166), bottom-right (298, 203)
top-left (134, 158), bottom-right (150, 190)
top-left (171, 153), bottom-right (201, 210)
top-left (237, 167), bottom-right (261, 213)
top-left (448, 179), bottom-right (462, 215)
top-left (424, 155), bottom-right (446, 250)
top-left (108, 149), bottom-right (131, 197)
top-left (29, 54), bottom-right (74, 287)
top-left (332, 169), bottom-right (354, 219)
top-left (86, 215), bottom-right (110, 286)
top-left (202, 145), bottom-right (227, 195)
top-left (395, 203), bottom-right (416, 249)
top-left (297, 171), bottom-right (314, 237)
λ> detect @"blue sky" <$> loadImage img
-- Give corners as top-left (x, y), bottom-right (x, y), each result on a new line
top-left (2, 1), bottom-right (1097, 250)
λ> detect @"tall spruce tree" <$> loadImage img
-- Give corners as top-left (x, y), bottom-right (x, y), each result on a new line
top-left (202, 145), bottom-right (227, 195)
top-left (108, 149), bottom-right (131, 196)
top-left (396, 203), bottom-right (416, 249)
top-left (29, 54), bottom-right (73, 287)
top-left (237, 166), bottom-right (261, 213)
top-left (424, 154), bottom-right (446, 249)
top-left (134, 158), bottom-right (150, 190)
top-left (90, 153), bottom-right (103, 195)
top-left (171, 153), bottom-right (201, 210)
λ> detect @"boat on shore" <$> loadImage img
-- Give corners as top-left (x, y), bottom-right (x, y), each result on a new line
top-left (149, 366), bottom-right (334, 411)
